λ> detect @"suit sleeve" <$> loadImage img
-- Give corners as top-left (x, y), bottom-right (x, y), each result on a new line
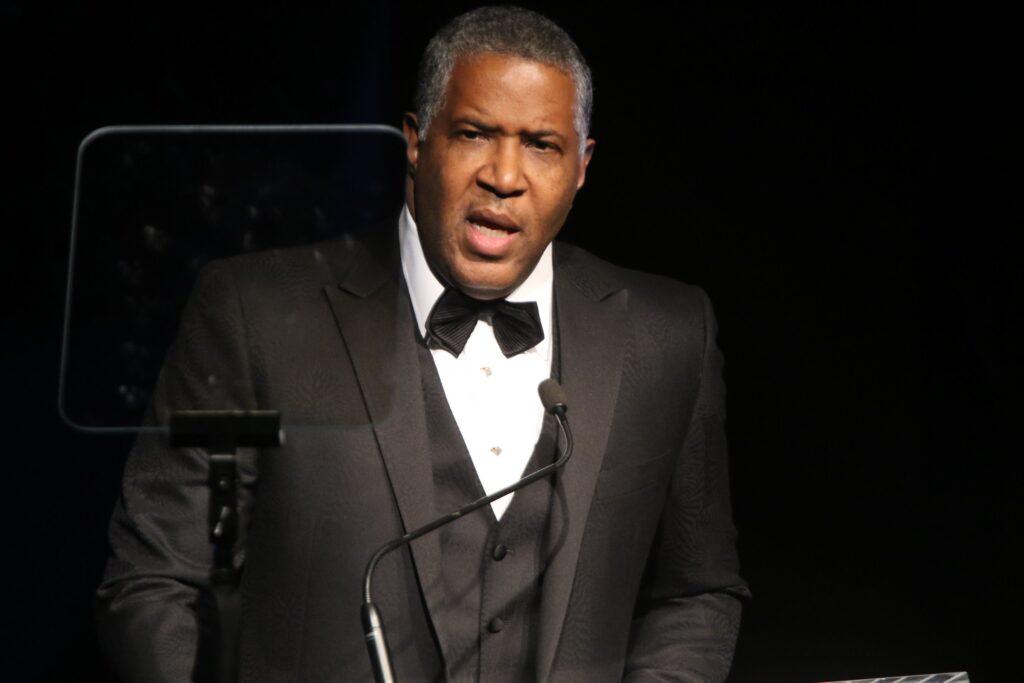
top-left (623, 288), bottom-right (751, 682)
top-left (95, 260), bottom-right (260, 683)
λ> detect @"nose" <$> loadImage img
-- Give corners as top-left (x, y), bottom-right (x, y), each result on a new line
top-left (477, 138), bottom-right (526, 198)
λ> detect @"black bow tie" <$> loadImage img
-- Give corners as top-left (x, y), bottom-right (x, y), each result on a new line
top-left (427, 289), bottom-right (544, 358)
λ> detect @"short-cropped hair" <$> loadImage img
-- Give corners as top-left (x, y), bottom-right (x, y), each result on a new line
top-left (414, 6), bottom-right (593, 155)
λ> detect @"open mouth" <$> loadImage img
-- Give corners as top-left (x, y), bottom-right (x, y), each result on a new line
top-left (467, 208), bottom-right (519, 234)
top-left (465, 209), bottom-right (520, 257)
top-left (470, 222), bottom-right (512, 238)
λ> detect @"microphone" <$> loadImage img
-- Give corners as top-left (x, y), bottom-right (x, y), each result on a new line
top-left (361, 379), bottom-right (574, 683)
top-left (537, 377), bottom-right (568, 416)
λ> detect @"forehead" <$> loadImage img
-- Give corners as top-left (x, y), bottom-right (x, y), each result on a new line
top-left (441, 53), bottom-right (577, 130)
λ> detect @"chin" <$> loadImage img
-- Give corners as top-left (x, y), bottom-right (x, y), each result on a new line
top-left (450, 265), bottom-right (521, 300)
top-left (453, 277), bottom-right (518, 300)
top-left (456, 282), bottom-right (515, 300)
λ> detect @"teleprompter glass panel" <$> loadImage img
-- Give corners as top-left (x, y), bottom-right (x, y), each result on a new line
top-left (60, 125), bottom-right (407, 433)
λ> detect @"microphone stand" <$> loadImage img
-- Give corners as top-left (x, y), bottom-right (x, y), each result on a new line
top-left (361, 380), bottom-right (573, 683)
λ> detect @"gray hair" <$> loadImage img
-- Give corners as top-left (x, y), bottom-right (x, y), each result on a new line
top-left (413, 6), bottom-right (593, 156)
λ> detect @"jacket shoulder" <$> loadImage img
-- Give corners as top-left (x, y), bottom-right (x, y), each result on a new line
top-left (553, 241), bottom-right (710, 322)
top-left (196, 218), bottom-right (398, 304)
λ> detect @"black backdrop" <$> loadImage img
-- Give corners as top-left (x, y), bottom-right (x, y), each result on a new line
top-left (2, 2), bottom-right (1016, 681)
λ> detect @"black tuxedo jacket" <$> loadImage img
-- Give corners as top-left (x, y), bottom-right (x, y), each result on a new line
top-left (96, 225), bottom-right (749, 682)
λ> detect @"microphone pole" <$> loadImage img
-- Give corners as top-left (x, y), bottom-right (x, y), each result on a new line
top-left (361, 379), bottom-right (573, 683)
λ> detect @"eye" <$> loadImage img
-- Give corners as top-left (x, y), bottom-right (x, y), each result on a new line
top-left (527, 139), bottom-right (559, 153)
top-left (458, 130), bottom-right (486, 141)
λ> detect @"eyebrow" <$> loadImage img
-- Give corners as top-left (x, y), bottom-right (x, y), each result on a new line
top-left (452, 117), bottom-right (501, 133)
top-left (523, 129), bottom-right (565, 142)
top-left (453, 117), bottom-right (567, 143)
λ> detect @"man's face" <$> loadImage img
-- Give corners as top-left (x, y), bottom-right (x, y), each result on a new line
top-left (404, 52), bottom-right (594, 300)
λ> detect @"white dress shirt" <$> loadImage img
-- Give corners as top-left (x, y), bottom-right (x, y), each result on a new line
top-left (399, 204), bottom-right (553, 520)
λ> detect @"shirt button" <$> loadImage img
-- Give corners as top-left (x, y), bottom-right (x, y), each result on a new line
top-left (487, 617), bottom-right (505, 634)
top-left (492, 544), bottom-right (508, 561)
top-left (480, 366), bottom-right (492, 376)
top-left (490, 446), bottom-right (502, 456)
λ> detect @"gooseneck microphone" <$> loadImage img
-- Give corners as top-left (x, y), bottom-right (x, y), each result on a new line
top-left (361, 379), bottom-right (573, 683)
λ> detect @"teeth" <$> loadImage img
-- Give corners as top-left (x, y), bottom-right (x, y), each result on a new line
top-left (471, 222), bottom-right (508, 238)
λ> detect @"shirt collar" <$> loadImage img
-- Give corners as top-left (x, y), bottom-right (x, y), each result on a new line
top-left (399, 203), bottom-right (553, 358)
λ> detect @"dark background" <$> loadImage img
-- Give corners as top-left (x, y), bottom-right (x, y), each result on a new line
top-left (2, 2), bottom-right (1015, 681)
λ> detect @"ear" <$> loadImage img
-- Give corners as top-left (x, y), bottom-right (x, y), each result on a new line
top-left (575, 138), bottom-right (596, 190)
top-left (403, 113), bottom-right (421, 177)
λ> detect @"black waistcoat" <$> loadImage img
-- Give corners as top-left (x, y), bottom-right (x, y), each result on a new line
top-left (416, 335), bottom-right (560, 682)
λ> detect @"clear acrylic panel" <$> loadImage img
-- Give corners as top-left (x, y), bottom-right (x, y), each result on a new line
top-left (59, 125), bottom-right (407, 434)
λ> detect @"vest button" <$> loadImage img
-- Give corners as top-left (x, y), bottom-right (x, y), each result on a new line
top-left (487, 617), bottom-right (505, 633)
top-left (492, 544), bottom-right (508, 561)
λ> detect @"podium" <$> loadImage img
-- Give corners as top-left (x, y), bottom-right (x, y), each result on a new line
top-left (823, 672), bottom-right (969, 683)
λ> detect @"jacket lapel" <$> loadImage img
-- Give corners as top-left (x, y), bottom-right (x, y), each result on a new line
top-left (319, 236), bottom-right (450, 667)
top-left (318, 236), bottom-right (628, 680)
top-left (537, 245), bottom-right (628, 682)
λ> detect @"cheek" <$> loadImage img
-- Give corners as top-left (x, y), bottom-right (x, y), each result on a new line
top-left (539, 180), bottom-right (578, 228)
top-left (431, 171), bottom-right (471, 223)
top-left (536, 159), bottom-right (580, 199)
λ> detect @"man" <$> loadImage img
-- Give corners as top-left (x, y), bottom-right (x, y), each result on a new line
top-left (97, 6), bottom-right (749, 682)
